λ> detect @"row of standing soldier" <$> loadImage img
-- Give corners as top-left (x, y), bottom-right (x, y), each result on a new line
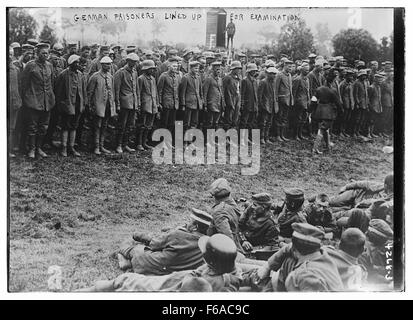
top-left (8, 41), bottom-right (394, 158)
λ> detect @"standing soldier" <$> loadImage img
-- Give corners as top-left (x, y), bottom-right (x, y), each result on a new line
top-left (179, 61), bottom-right (203, 131)
top-left (203, 61), bottom-right (225, 136)
top-left (43, 43), bottom-right (67, 148)
top-left (308, 59), bottom-right (325, 137)
top-left (353, 70), bottom-right (369, 137)
top-left (239, 63), bottom-right (259, 145)
top-left (157, 49), bottom-right (178, 76)
top-left (137, 60), bottom-right (159, 151)
top-left (258, 67), bottom-right (278, 144)
top-left (8, 47), bottom-right (22, 158)
top-left (113, 53), bottom-right (140, 154)
top-left (367, 73), bottom-right (385, 138)
top-left (54, 55), bottom-right (86, 157)
top-left (312, 66), bottom-right (341, 154)
top-left (274, 59), bottom-right (294, 142)
top-left (87, 56), bottom-right (116, 155)
top-left (339, 69), bottom-right (355, 137)
top-left (21, 43), bottom-right (55, 159)
top-left (222, 61), bottom-right (242, 131)
top-left (157, 58), bottom-right (180, 144)
top-left (180, 48), bottom-right (193, 74)
top-left (291, 62), bottom-right (311, 141)
top-left (381, 72), bottom-right (393, 137)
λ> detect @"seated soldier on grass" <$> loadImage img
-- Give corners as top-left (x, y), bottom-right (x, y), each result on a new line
top-left (78, 234), bottom-right (243, 292)
top-left (303, 193), bottom-right (338, 237)
top-left (358, 219), bottom-right (393, 289)
top-left (238, 193), bottom-right (279, 252)
top-left (116, 208), bottom-right (212, 275)
top-left (336, 208), bottom-right (371, 236)
top-left (323, 228), bottom-right (368, 290)
top-left (242, 223), bottom-right (343, 292)
top-left (329, 174), bottom-right (394, 210)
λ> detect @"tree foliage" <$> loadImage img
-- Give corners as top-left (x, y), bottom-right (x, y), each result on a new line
top-left (39, 23), bottom-right (58, 46)
top-left (276, 19), bottom-right (315, 61)
top-left (332, 28), bottom-right (379, 64)
top-left (8, 8), bottom-right (38, 44)
top-left (314, 22), bottom-right (333, 57)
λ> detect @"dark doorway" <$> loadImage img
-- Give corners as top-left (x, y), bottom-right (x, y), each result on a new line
top-left (216, 12), bottom-right (227, 47)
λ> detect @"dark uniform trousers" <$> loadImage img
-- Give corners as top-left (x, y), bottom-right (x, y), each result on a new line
top-left (161, 108), bottom-right (177, 132)
top-left (274, 101), bottom-right (290, 128)
top-left (27, 108), bottom-right (51, 150)
top-left (137, 111), bottom-right (156, 131)
top-left (117, 108), bottom-right (136, 147)
top-left (204, 111), bottom-right (221, 130)
top-left (184, 109), bottom-right (199, 129)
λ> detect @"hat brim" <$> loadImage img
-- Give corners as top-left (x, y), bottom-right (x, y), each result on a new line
top-left (198, 236), bottom-right (210, 253)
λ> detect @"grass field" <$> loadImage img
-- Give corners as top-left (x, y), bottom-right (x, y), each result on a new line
top-left (8, 135), bottom-right (393, 292)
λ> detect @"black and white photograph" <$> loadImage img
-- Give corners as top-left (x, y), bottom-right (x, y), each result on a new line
top-left (5, 2), bottom-right (405, 296)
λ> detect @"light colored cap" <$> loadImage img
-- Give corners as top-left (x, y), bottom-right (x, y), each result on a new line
top-left (100, 56), bottom-right (113, 64)
top-left (68, 54), bottom-right (80, 65)
top-left (126, 53), bottom-right (139, 61)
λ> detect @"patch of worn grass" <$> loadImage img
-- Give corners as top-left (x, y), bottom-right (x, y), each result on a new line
top-left (8, 136), bottom-right (393, 291)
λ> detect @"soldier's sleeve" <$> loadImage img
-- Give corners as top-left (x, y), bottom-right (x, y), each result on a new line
top-left (292, 77), bottom-right (300, 102)
top-left (323, 210), bottom-right (338, 234)
top-left (54, 71), bottom-right (64, 104)
top-left (179, 75), bottom-right (188, 107)
top-left (20, 63), bottom-right (31, 96)
top-left (148, 232), bottom-right (170, 251)
top-left (113, 70), bottom-right (122, 108)
top-left (344, 181), bottom-right (373, 191)
top-left (240, 78), bottom-right (247, 110)
top-left (157, 74), bottom-right (165, 103)
top-left (274, 74), bottom-right (281, 104)
top-left (292, 269), bottom-right (330, 291)
top-left (267, 242), bottom-right (293, 271)
top-left (202, 77), bottom-right (210, 107)
top-left (263, 220), bottom-right (279, 245)
top-left (222, 76), bottom-right (233, 109)
top-left (86, 74), bottom-right (97, 107)
top-left (257, 80), bottom-right (265, 109)
top-left (213, 210), bottom-right (234, 240)
top-left (353, 82), bottom-right (360, 107)
top-left (238, 205), bottom-right (251, 231)
top-left (138, 76), bottom-right (144, 106)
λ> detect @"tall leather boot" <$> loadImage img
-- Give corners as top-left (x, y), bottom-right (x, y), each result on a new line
top-left (93, 125), bottom-right (101, 155)
top-left (36, 135), bottom-right (48, 157)
top-left (100, 129), bottom-right (111, 154)
top-left (69, 130), bottom-right (81, 156)
top-left (298, 125), bottom-right (306, 140)
top-left (115, 132), bottom-right (123, 154)
top-left (276, 127), bottom-right (283, 142)
top-left (281, 127), bottom-right (290, 141)
top-left (136, 129), bottom-right (144, 151)
top-left (60, 130), bottom-right (68, 157)
top-left (143, 129), bottom-right (153, 150)
top-left (366, 125), bottom-right (373, 139)
top-left (323, 130), bottom-right (331, 152)
top-left (260, 127), bottom-right (265, 144)
top-left (265, 127), bottom-right (272, 144)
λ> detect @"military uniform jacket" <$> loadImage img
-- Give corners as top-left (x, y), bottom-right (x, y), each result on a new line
top-left (138, 74), bottom-right (159, 114)
top-left (21, 59), bottom-right (55, 111)
top-left (353, 79), bottom-right (369, 110)
top-left (222, 73), bottom-right (241, 110)
top-left (238, 205), bottom-right (278, 246)
top-left (258, 78), bottom-right (278, 114)
top-left (179, 73), bottom-right (203, 110)
top-left (87, 71), bottom-right (116, 117)
top-left (157, 70), bottom-right (179, 110)
top-left (292, 74), bottom-right (310, 109)
top-left (358, 240), bottom-right (392, 284)
top-left (132, 227), bottom-right (205, 275)
top-left (8, 62), bottom-right (22, 112)
top-left (203, 74), bottom-right (225, 113)
top-left (180, 59), bottom-right (189, 74)
top-left (285, 248), bottom-right (344, 291)
top-left (381, 80), bottom-right (393, 108)
top-left (276, 205), bottom-right (307, 238)
top-left (240, 75), bottom-right (258, 113)
top-left (339, 80), bottom-right (355, 110)
top-left (324, 246), bottom-right (368, 290)
top-left (274, 71), bottom-right (294, 106)
top-left (207, 196), bottom-right (243, 252)
top-left (308, 70), bottom-right (324, 97)
top-left (55, 68), bottom-right (86, 115)
top-left (113, 65), bottom-right (140, 110)
top-left (368, 83), bottom-right (383, 113)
